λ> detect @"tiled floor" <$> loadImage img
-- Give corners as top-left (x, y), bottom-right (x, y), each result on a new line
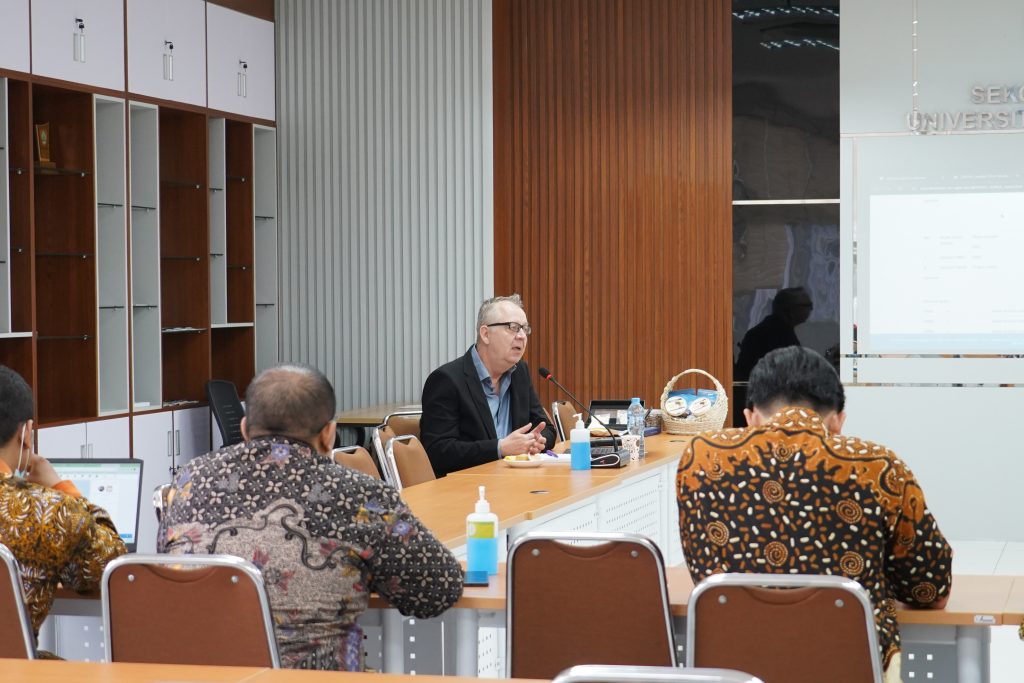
top-left (950, 540), bottom-right (1024, 683)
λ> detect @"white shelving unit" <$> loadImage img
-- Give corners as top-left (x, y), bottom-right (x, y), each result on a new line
top-left (128, 101), bottom-right (161, 411)
top-left (94, 95), bottom-right (129, 415)
top-left (253, 125), bottom-right (277, 372)
top-left (208, 116), bottom-right (227, 325)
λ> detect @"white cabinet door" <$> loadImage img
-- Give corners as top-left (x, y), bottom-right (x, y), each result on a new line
top-left (86, 417), bottom-right (130, 459)
top-left (126, 0), bottom-right (206, 107)
top-left (132, 411), bottom-right (173, 554)
top-left (31, 0), bottom-right (125, 91)
top-left (37, 422), bottom-right (88, 459)
top-left (173, 405), bottom-right (211, 468)
top-left (0, 0), bottom-right (31, 73)
top-left (206, 4), bottom-right (275, 120)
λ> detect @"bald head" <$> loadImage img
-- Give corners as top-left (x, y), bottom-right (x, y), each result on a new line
top-left (243, 364), bottom-right (337, 445)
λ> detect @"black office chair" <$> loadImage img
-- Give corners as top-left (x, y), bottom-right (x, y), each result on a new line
top-left (206, 380), bottom-right (245, 447)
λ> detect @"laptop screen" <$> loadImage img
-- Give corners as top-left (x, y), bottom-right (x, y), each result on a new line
top-left (49, 459), bottom-right (144, 552)
top-left (588, 399), bottom-right (645, 430)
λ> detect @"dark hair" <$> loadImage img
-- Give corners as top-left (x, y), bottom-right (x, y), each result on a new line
top-left (0, 365), bottom-right (34, 445)
top-left (244, 364), bottom-right (337, 441)
top-left (747, 346), bottom-right (845, 414)
top-left (771, 286), bottom-right (812, 315)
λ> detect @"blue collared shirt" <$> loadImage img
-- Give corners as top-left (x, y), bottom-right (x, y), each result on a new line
top-left (470, 346), bottom-right (516, 451)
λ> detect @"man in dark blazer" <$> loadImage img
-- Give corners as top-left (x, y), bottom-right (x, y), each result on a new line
top-left (421, 294), bottom-right (556, 477)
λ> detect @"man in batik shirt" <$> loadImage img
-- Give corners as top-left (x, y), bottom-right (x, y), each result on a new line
top-left (678, 346), bottom-right (952, 683)
top-left (0, 365), bottom-right (127, 642)
top-left (159, 364), bottom-right (464, 670)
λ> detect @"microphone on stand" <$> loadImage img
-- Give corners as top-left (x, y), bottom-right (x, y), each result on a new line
top-left (537, 367), bottom-right (624, 456)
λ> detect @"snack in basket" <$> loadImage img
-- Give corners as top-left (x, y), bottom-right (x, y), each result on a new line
top-left (664, 395), bottom-right (688, 418)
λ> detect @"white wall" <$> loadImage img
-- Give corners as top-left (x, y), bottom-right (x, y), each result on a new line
top-left (276, 0), bottom-right (494, 409)
top-left (841, 0), bottom-right (1024, 540)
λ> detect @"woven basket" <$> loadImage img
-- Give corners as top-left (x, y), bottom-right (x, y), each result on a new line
top-left (659, 369), bottom-right (729, 435)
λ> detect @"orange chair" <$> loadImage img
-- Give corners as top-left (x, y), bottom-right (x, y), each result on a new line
top-left (0, 543), bottom-right (35, 659)
top-left (384, 434), bottom-right (436, 489)
top-left (686, 573), bottom-right (883, 683)
top-left (382, 410), bottom-right (422, 440)
top-left (507, 532), bottom-right (676, 678)
top-left (102, 554), bottom-right (280, 667)
top-left (332, 445), bottom-right (382, 479)
top-left (551, 400), bottom-right (578, 441)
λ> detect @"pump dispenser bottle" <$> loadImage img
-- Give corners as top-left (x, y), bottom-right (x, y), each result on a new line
top-left (570, 414), bottom-right (592, 470)
top-left (466, 485), bottom-right (499, 575)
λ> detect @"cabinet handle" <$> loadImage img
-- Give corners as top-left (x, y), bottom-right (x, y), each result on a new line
top-left (237, 60), bottom-right (248, 98)
top-left (74, 18), bottom-right (86, 63)
top-left (175, 429), bottom-right (181, 457)
top-left (163, 40), bottom-right (174, 81)
top-left (167, 431), bottom-right (173, 458)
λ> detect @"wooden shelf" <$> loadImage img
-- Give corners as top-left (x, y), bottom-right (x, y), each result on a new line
top-left (32, 85), bottom-right (98, 424)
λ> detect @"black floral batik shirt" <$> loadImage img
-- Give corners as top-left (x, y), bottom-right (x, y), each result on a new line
top-left (158, 436), bottom-right (464, 670)
top-left (677, 407), bottom-right (952, 670)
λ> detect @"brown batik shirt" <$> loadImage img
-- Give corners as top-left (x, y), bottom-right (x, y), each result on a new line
top-left (159, 436), bottom-right (464, 671)
top-left (676, 407), bottom-right (953, 668)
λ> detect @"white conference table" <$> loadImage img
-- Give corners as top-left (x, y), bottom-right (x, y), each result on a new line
top-left (48, 435), bottom-right (1012, 681)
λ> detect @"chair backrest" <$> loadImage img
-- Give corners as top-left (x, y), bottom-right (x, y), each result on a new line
top-left (372, 424), bottom-right (399, 487)
top-left (332, 445), bottom-right (382, 479)
top-left (102, 554), bottom-right (280, 667)
top-left (552, 400), bottom-right (577, 441)
top-left (0, 544), bottom-right (35, 659)
top-left (507, 532), bottom-right (676, 679)
top-left (152, 483), bottom-right (173, 523)
top-left (686, 573), bottom-right (883, 683)
top-left (385, 434), bottom-right (436, 490)
top-left (382, 410), bottom-right (422, 440)
top-left (554, 665), bottom-right (764, 683)
top-left (206, 380), bottom-right (245, 447)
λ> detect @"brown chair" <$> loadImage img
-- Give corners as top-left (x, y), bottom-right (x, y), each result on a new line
top-left (382, 410), bottom-right (422, 440)
top-left (0, 543), bottom-right (35, 659)
top-left (686, 573), bottom-right (883, 683)
top-left (553, 664), bottom-right (763, 683)
top-left (332, 445), bottom-right (382, 479)
top-left (371, 424), bottom-right (399, 487)
top-left (506, 532), bottom-right (676, 679)
top-left (552, 400), bottom-right (578, 441)
top-left (385, 434), bottom-right (436, 490)
top-left (102, 554), bottom-right (280, 667)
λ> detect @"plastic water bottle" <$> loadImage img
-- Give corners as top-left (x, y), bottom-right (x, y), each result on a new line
top-left (627, 397), bottom-right (646, 459)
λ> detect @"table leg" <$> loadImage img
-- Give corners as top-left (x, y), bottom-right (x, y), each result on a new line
top-left (381, 609), bottom-right (404, 673)
top-left (37, 616), bottom-right (56, 655)
top-left (455, 608), bottom-right (480, 677)
top-left (955, 625), bottom-right (990, 683)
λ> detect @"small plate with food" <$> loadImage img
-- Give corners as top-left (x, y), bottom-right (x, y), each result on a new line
top-left (502, 454), bottom-right (545, 468)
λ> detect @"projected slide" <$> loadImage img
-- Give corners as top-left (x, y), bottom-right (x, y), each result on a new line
top-left (868, 192), bottom-right (1024, 352)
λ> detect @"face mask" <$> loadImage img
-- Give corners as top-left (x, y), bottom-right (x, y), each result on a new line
top-left (13, 423), bottom-right (28, 479)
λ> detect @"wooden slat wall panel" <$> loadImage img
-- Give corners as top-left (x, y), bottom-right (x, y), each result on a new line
top-left (494, 0), bottom-right (732, 412)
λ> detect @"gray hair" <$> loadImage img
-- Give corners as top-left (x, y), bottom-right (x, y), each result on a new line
top-left (244, 363), bottom-right (337, 441)
top-left (476, 294), bottom-right (526, 340)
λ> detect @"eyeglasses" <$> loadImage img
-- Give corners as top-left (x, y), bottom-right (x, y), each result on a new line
top-left (486, 321), bottom-right (532, 336)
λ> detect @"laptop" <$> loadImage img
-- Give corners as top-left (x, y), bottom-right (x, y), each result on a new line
top-left (587, 398), bottom-right (644, 431)
top-left (49, 459), bottom-right (144, 552)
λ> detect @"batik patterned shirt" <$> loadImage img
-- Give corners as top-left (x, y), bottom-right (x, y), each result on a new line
top-left (0, 466), bottom-right (127, 635)
top-left (158, 436), bottom-right (464, 671)
top-left (676, 407), bottom-right (953, 668)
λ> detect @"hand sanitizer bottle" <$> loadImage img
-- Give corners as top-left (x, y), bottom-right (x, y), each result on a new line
top-left (570, 414), bottom-right (592, 471)
top-left (466, 485), bottom-right (498, 575)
